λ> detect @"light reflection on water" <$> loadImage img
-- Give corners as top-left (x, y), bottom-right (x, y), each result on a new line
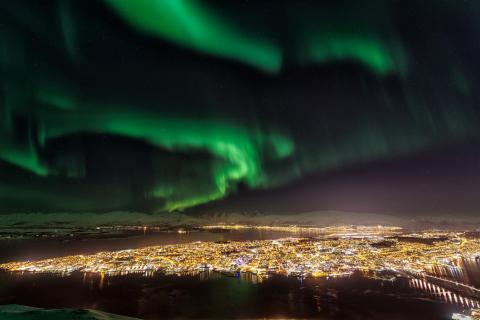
top-left (0, 229), bottom-right (315, 263)
top-left (1, 231), bottom-right (480, 318)
top-left (408, 277), bottom-right (480, 308)
top-left (0, 270), bottom-right (472, 319)
top-left (428, 258), bottom-right (480, 287)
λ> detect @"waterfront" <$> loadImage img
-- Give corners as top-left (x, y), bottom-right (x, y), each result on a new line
top-left (0, 228), bottom-right (315, 263)
top-left (3, 231), bottom-right (479, 280)
top-left (2, 227), bottom-right (480, 319)
top-left (0, 271), bottom-right (471, 319)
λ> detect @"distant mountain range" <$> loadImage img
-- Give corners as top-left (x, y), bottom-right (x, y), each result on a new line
top-left (1, 211), bottom-right (480, 231)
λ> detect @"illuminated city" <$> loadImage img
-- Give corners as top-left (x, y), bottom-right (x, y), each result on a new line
top-left (4, 225), bottom-right (480, 318)
top-left (2, 227), bottom-right (479, 281)
top-left (3, 0), bottom-right (480, 318)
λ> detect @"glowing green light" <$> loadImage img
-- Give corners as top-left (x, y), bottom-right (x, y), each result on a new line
top-left (39, 111), bottom-right (294, 211)
top-left (103, 0), bottom-right (282, 72)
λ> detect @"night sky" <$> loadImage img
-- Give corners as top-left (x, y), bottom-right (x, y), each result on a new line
top-left (1, 0), bottom-right (480, 215)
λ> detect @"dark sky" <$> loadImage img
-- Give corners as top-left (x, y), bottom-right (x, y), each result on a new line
top-left (1, 0), bottom-right (480, 215)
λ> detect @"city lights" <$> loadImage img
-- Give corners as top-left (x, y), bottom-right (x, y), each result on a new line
top-left (2, 227), bottom-right (479, 281)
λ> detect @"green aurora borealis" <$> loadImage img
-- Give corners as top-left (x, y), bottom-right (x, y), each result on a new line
top-left (1, 0), bottom-right (480, 213)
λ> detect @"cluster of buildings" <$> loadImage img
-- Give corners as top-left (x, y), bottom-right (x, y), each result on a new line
top-left (1, 229), bottom-right (479, 280)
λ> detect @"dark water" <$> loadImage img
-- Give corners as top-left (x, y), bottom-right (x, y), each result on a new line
top-left (0, 229), bottom-right (310, 263)
top-left (0, 271), bottom-right (471, 319)
top-left (430, 258), bottom-right (480, 288)
top-left (0, 231), bottom-right (479, 319)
